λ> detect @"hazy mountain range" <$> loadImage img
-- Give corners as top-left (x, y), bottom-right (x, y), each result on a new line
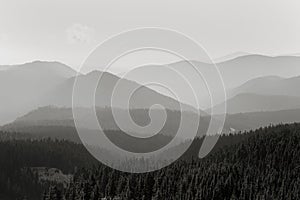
top-left (122, 55), bottom-right (300, 109)
top-left (209, 93), bottom-right (300, 114)
top-left (1, 54), bottom-right (300, 134)
top-left (229, 75), bottom-right (300, 97)
top-left (208, 75), bottom-right (300, 114)
top-left (0, 61), bottom-right (195, 125)
top-left (0, 61), bottom-right (76, 125)
top-left (3, 106), bottom-right (300, 136)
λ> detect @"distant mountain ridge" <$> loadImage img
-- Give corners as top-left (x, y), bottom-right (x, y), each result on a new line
top-left (0, 61), bottom-right (77, 125)
top-left (1, 106), bottom-right (213, 140)
top-left (209, 93), bottom-right (300, 114)
top-left (230, 75), bottom-right (300, 97)
top-left (224, 109), bottom-right (300, 132)
top-left (123, 55), bottom-right (300, 109)
top-left (205, 74), bottom-right (300, 114)
top-left (143, 54), bottom-right (300, 89)
top-left (212, 51), bottom-right (251, 63)
top-left (2, 54), bottom-right (300, 125)
top-left (0, 60), bottom-right (77, 78)
top-left (42, 70), bottom-right (197, 112)
top-left (3, 106), bottom-right (300, 143)
top-left (0, 61), bottom-right (198, 125)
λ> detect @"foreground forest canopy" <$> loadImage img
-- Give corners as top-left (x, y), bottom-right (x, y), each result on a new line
top-left (0, 123), bottom-right (300, 199)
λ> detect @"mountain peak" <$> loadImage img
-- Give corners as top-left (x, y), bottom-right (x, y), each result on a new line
top-left (0, 60), bottom-right (77, 78)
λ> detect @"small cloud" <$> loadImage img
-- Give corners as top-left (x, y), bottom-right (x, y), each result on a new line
top-left (66, 24), bottom-right (95, 44)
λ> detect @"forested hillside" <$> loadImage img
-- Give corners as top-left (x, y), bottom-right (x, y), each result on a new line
top-left (0, 139), bottom-right (98, 199)
top-left (1, 123), bottom-right (300, 199)
top-left (45, 123), bottom-right (300, 200)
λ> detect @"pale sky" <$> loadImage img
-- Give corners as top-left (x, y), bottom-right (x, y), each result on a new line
top-left (0, 0), bottom-right (300, 71)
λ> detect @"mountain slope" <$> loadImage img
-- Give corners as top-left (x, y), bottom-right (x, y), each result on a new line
top-left (217, 55), bottom-right (300, 88)
top-left (0, 61), bottom-right (77, 125)
top-left (171, 55), bottom-right (300, 89)
top-left (4, 106), bottom-right (300, 140)
top-left (230, 75), bottom-right (300, 97)
top-left (0, 61), bottom-right (200, 125)
top-left (42, 70), bottom-right (198, 112)
top-left (1, 106), bottom-right (213, 141)
top-left (209, 93), bottom-right (300, 114)
top-left (212, 51), bottom-right (251, 63)
top-left (224, 109), bottom-right (300, 131)
top-left (122, 55), bottom-right (300, 109)
top-left (54, 123), bottom-right (300, 199)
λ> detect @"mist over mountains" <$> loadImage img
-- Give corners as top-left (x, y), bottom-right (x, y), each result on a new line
top-left (1, 54), bottom-right (300, 135)
top-left (229, 75), bottom-right (300, 97)
top-left (2, 54), bottom-right (300, 194)
top-left (210, 93), bottom-right (300, 114)
top-left (120, 55), bottom-right (300, 109)
top-left (0, 61), bottom-right (194, 125)
top-left (209, 74), bottom-right (300, 114)
top-left (0, 61), bottom-right (76, 125)
top-left (4, 106), bottom-right (300, 139)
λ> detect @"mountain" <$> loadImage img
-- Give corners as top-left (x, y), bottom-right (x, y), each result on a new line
top-left (209, 93), bottom-right (300, 114)
top-left (4, 106), bottom-right (300, 141)
top-left (122, 55), bottom-right (300, 109)
top-left (0, 61), bottom-right (77, 125)
top-left (0, 61), bottom-right (76, 77)
top-left (2, 55), bottom-right (300, 125)
top-left (1, 106), bottom-right (214, 142)
top-left (42, 70), bottom-right (196, 112)
top-left (212, 51), bottom-right (251, 63)
top-left (216, 55), bottom-right (300, 89)
top-left (0, 64), bottom-right (211, 142)
top-left (169, 55), bottom-right (300, 90)
top-left (229, 75), bottom-right (300, 98)
top-left (224, 109), bottom-right (300, 132)
top-left (0, 61), bottom-right (200, 126)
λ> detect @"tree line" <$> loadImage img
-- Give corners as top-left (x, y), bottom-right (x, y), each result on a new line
top-left (46, 123), bottom-right (300, 200)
